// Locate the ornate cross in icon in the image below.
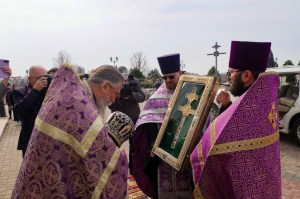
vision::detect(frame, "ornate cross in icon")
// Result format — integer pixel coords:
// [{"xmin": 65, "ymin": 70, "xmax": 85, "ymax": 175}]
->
[{"xmin": 171, "ymin": 87, "xmax": 199, "ymax": 149}]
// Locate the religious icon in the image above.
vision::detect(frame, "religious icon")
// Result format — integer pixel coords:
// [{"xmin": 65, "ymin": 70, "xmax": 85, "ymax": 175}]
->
[{"xmin": 152, "ymin": 75, "xmax": 220, "ymax": 171}]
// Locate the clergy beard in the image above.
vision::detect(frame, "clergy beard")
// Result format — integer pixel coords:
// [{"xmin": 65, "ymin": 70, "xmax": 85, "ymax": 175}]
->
[
  {"xmin": 96, "ymin": 96, "xmax": 112, "ymax": 118},
  {"xmin": 229, "ymin": 74, "xmax": 245, "ymax": 97},
  {"xmin": 166, "ymin": 83, "xmax": 176, "ymax": 90}
]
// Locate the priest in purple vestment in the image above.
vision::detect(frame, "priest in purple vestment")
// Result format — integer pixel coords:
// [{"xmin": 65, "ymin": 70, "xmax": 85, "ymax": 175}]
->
[
  {"xmin": 12, "ymin": 64, "xmax": 130, "ymax": 198},
  {"xmin": 132, "ymin": 53, "xmax": 193, "ymax": 199},
  {"xmin": 190, "ymin": 41, "xmax": 281, "ymax": 198}
]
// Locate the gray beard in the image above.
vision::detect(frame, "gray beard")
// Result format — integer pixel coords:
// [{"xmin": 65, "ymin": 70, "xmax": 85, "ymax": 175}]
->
[{"xmin": 96, "ymin": 97, "xmax": 112, "ymax": 119}]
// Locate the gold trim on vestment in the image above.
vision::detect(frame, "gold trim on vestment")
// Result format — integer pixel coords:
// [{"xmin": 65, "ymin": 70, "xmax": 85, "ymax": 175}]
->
[
  {"xmin": 193, "ymin": 185, "xmax": 204, "ymax": 199},
  {"xmin": 259, "ymin": 71, "xmax": 279, "ymax": 77},
  {"xmin": 196, "ymin": 119, "xmax": 217, "ymax": 171},
  {"xmin": 61, "ymin": 63, "xmax": 91, "ymax": 92},
  {"xmin": 35, "ymin": 116, "xmax": 104, "ymax": 157},
  {"xmin": 210, "ymin": 120, "xmax": 216, "ymax": 148},
  {"xmin": 107, "ymin": 130, "xmax": 121, "ymax": 147},
  {"xmin": 60, "ymin": 63, "xmax": 94, "ymax": 101},
  {"xmin": 82, "ymin": 79, "xmax": 94, "ymax": 99},
  {"xmin": 209, "ymin": 130, "xmax": 279, "ymax": 156},
  {"xmin": 91, "ymin": 148, "xmax": 121, "ymax": 199}
]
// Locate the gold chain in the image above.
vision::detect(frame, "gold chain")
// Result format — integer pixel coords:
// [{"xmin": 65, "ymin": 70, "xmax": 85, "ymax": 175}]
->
[{"xmin": 166, "ymin": 88, "xmax": 170, "ymax": 107}]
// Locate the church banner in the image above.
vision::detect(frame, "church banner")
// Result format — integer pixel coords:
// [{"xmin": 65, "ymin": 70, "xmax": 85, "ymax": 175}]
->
[{"xmin": 152, "ymin": 75, "xmax": 220, "ymax": 171}]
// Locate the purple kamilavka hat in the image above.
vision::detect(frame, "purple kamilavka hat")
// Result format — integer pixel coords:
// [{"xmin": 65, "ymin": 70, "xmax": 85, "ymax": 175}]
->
[
  {"xmin": 157, "ymin": 53, "xmax": 180, "ymax": 74},
  {"xmin": 229, "ymin": 41, "xmax": 271, "ymax": 72}
]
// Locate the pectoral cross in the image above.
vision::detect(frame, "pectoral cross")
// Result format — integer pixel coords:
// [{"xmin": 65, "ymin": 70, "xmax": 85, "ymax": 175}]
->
[{"xmin": 171, "ymin": 87, "xmax": 199, "ymax": 149}]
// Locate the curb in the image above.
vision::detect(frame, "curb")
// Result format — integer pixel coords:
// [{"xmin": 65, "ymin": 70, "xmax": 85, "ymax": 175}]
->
[{"xmin": 0, "ymin": 118, "xmax": 9, "ymax": 143}]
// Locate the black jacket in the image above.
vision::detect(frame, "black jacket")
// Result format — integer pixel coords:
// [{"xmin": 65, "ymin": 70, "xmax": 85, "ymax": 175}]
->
[
  {"xmin": 108, "ymin": 78, "xmax": 145, "ymax": 121},
  {"xmin": 13, "ymin": 85, "xmax": 46, "ymax": 151}
]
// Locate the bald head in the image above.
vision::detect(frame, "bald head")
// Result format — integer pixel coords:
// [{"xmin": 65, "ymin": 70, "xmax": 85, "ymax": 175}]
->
[
  {"xmin": 29, "ymin": 65, "xmax": 47, "ymax": 77},
  {"xmin": 28, "ymin": 65, "xmax": 47, "ymax": 87}
]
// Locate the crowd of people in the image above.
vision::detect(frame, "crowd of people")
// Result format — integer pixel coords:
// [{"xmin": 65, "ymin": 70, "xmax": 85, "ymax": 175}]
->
[{"xmin": 0, "ymin": 40, "xmax": 281, "ymax": 198}]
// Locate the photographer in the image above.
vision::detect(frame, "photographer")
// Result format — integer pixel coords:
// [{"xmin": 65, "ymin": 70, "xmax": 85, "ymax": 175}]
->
[
  {"xmin": 13, "ymin": 65, "xmax": 48, "ymax": 157},
  {"xmin": 108, "ymin": 66, "xmax": 146, "ymax": 174}
]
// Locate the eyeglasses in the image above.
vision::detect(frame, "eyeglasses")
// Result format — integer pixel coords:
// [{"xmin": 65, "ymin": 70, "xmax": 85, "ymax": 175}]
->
[
  {"xmin": 162, "ymin": 75, "xmax": 175, "ymax": 80},
  {"xmin": 226, "ymin": 70, "xmax": 243, "ymax": 78},
  {"xmin": 30, "ymin": 76, "xmax": 44, "ymax": 79}
]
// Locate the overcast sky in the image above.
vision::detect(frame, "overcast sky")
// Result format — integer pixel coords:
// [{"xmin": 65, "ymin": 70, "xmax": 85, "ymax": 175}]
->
[{"xmin": 1, "ymin": 0, "xmax": 299, "ymax": 77}]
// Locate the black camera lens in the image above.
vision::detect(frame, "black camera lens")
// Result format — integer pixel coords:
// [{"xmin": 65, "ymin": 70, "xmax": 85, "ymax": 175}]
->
[{"xmin": 44, "ymin": 74, "xmax": 53, "ymax": 87}]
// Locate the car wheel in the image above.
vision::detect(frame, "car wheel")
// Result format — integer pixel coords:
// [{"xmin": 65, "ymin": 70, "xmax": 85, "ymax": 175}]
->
[{"xmin": 291, "ymin": 117, "xmax": 300, "ymax": 146}]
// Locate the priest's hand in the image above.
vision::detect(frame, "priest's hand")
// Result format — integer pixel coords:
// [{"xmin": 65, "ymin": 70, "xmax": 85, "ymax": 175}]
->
[
  {"xmin": 216, "ymin": 91, "xmax": 230, "ymax": 109},
  {"xmin": 33, "ymin": 77, "xmax": 48, "ymax": 91}
]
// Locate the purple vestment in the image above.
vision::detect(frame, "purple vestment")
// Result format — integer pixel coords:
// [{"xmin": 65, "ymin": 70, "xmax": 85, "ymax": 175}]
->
[
  {"xmin": 190, "ymin": 72, "xmax": 281, "ymax": 199},
  {"xmin": 132, "ymin": 84, "xmax": 191, "ymax": 198},
  {"xmin": 12, "ymin": 64, "xmax": 128, "ymax": 198}
]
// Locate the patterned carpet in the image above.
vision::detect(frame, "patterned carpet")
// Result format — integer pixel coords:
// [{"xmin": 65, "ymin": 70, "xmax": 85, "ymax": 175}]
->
[{"xmin": 127, "ymin": 175, "xmax": 151, "ymax": 199}]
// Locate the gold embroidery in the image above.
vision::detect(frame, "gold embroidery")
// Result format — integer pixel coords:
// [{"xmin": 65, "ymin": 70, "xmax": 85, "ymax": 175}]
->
[
  {"xmin": 209, "ymin": 130, "xmax": 279, "ymax": 156},
  {"xmin": 195, "ymin": 119, "xmax": 216, "ymax": 183},
  {"xmin": 35, "ymin": 116, "xmax": 104, "ymax": 157},
  {"xmin": 107, "ymin": 130, "xmax": 121, "ymax": 147},
  {"xmin": 91, "ymin": 148, "xmax": 121, "ymax": 199},
  {"xmin": 210, "ymin": 119, "xmax": 216, "ymax": 147},
  {"xmin": 258, "ymin": 71, "xmax": 279, "ymax": 77},
  {"xmin": 193, "ymin": 184, "xmax": 204, "ymax": 199},
  {"xmin": 268, "ymin": 102, "xmax": 278, "ymax": 129},
  {"xmin": 197, "ymin": 141, "xmax": 204, "ymax": 169},
  {"xmin": 82, "ymin": 80, "xmax": 93, "ymax": 99},
  {"xmin": 171, "ymin": 87, "xmax": 199, "ymax": 149},
  {"xmin": 62, "ymin": 63, "xmax": 88, "ymax": 90}
]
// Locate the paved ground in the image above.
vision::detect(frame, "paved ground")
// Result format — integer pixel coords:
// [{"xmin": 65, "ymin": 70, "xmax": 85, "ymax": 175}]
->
[
  {"xmin": 279, "ymin": 133, "xmax": 300, "ymax": 198},
  {"xmin": 0, "ymin": 102, "xmax": 300, "ymax": 198}
]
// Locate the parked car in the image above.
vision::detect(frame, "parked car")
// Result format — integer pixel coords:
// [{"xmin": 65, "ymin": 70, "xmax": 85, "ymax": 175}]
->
[{"xmin": 210, "ymin": 66, "xmax": 300, "ymax": 146}]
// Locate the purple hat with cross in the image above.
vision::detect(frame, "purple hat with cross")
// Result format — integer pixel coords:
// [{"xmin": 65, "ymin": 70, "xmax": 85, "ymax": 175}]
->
[
  {"xmin": 229, "ymin": 41, "xmax": 271, "ymax": 72},
  {"xmin": 157, "ymin": 53, "xmax": 180, "ymax": 74}
]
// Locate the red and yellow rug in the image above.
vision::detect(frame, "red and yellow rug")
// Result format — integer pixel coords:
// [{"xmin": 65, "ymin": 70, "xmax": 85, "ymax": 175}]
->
[{"xmin": 127, "ymin": 175, "xmax": 151, "ymax": 199}]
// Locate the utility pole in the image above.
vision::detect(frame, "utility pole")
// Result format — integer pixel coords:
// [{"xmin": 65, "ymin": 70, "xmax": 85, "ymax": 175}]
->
[{"xmin": 207, "ymin": 42, "xmax": 226, "ymax": 77}]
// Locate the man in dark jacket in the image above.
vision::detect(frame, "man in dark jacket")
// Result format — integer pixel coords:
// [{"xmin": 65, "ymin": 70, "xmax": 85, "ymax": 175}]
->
[
  {"xmin": 154, "ymin": 79, "xmax": 161, "ymax": 90},
  {"xmin": 109, "ymin": 66, "xmax": 146, "ymax": 124},
  {"xmin": 7, "ymin": 84, "xmax": 19, "ymax": 121},
  {"xmin": 13, "ymin": 65, "xmax": 48, "ymax": 157},
  {"xmin": 108, "ymin": 66, "xmax": 146, "ymax": 173}
]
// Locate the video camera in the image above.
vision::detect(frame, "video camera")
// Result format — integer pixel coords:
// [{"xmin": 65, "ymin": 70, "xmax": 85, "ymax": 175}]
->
[{"xmin": 120, "ymin": 75, "xmax": 137, "ymax": 97}]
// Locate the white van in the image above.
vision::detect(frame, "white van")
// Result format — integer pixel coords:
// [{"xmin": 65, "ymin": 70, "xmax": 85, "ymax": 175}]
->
[{"xmin": 211, "ymin": 66, "xmax": 300, "ymax": 146}]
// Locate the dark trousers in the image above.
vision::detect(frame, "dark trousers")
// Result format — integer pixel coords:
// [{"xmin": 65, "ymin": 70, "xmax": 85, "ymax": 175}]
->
[
  {"xmin": 13, "ymin": 109, "xmax": 19, "ymax": 121},
  {"xmin": 0, "ymin": 101, "xmax": 7, "ymax": 117},
  {"xmin": 8, "ymin": 109, "xmax": 12, "ymax": 118}
]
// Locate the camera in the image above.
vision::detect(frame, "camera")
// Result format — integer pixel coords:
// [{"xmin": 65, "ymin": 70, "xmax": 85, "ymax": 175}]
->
[
  {"xmin": 120, "ymin": 75, "xmax": 137, "ymax": 97},
  {"xmin": 44, "ymin": 74, "xmax": 53, "ymax": 87}
]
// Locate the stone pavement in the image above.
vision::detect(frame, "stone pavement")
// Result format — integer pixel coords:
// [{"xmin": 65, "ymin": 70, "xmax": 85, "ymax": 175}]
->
[
  {"xmin": 0, "ymin": 119, "xmax": 22, "ymax": 199},
  {"xmin": 1, "ymin": 105, "xmax": 300, "ymax": 198},
  {"xmin": 280, "ymin": 133, "xmax": 300, "ymax": 198}
]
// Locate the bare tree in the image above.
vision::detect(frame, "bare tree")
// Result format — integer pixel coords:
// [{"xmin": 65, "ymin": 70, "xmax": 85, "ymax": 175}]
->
[
  {"xmin": 130, "ymin": 51, "xmax": 148, "ymax": 74},
  {"xmin": 53, "ymin": 50, "xmax": 72, "ymax": 66}
]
